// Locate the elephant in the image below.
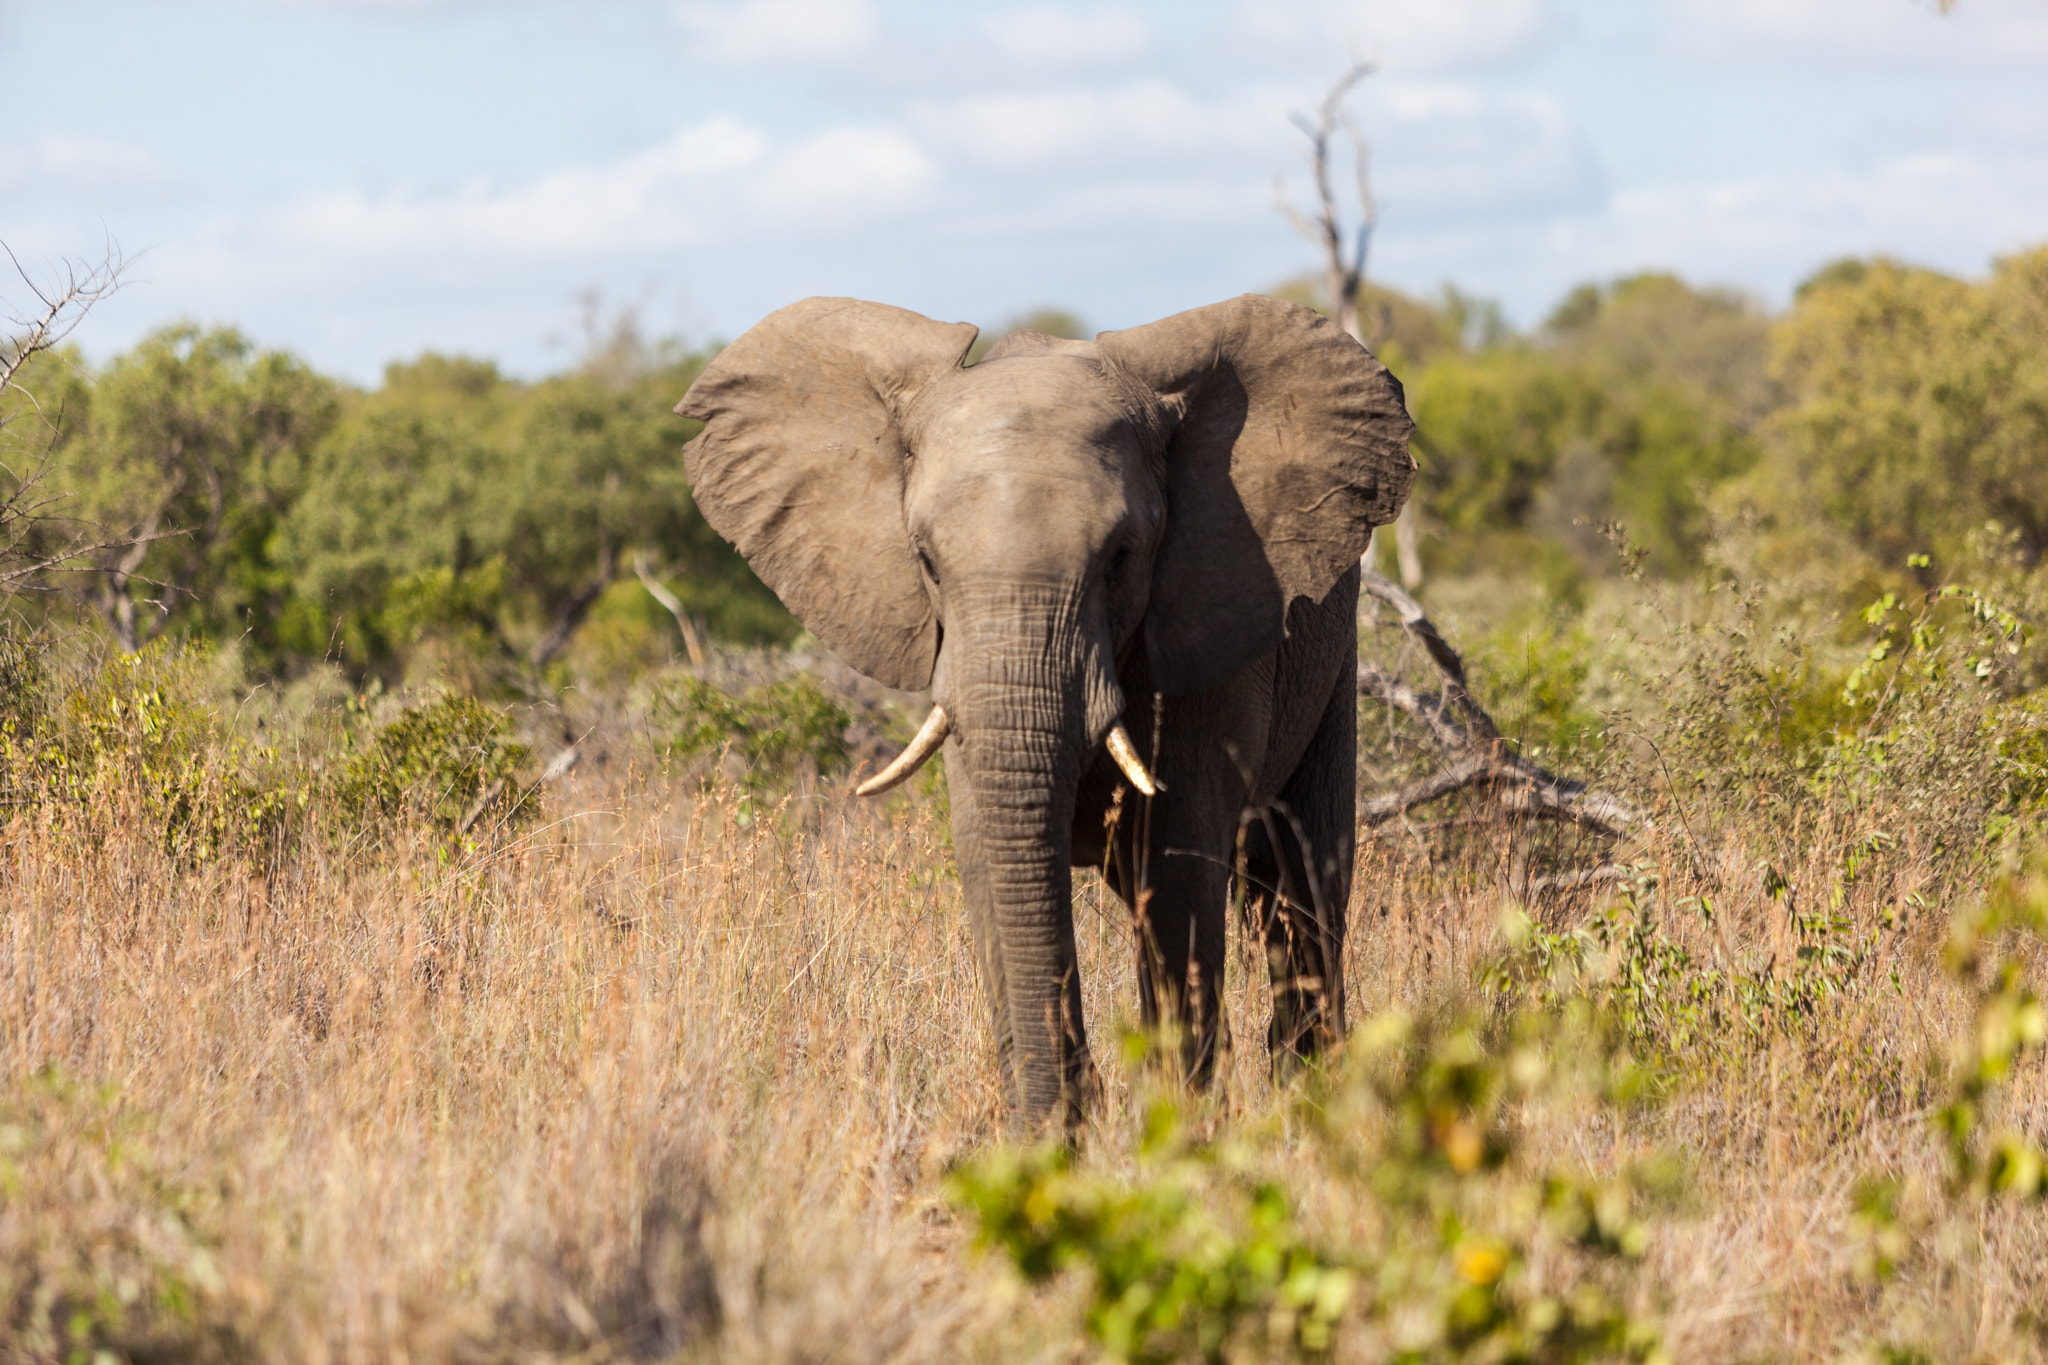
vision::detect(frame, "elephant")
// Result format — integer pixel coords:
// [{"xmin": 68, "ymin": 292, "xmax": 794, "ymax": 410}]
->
[{"xmin": 676, "ymin": 294, "xmax": 1415, "ymax": 1131}]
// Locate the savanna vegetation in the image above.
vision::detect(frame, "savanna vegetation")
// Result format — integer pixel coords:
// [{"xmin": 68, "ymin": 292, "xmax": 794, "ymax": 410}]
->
[{"xmin": 3, "ymin": 248, "xmax": 2047, "ymax": 1363}]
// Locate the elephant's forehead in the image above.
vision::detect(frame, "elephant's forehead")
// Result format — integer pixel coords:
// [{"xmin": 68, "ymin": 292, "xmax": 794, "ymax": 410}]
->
[{"xmin": 914, "ymin": 356, "xmax": 1131, "ymax": 447}]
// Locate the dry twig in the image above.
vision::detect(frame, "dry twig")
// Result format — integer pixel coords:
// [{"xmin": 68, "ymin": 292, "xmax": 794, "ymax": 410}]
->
[{"xmin": 634, "ymin": 551, "xmax": 708, "ymax": 667}]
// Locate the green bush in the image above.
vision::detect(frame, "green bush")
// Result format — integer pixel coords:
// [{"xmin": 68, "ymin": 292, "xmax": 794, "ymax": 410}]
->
[
  {"xmin": 648, "ymin": 673, "xmax": 852, "ymax": 791},
  {"xmin": 953, "ymin": 1008, "xmax": 1669, "ymax": 1364},
  {"xmin": 14, "ymin": 646, "xmax": 307, "ymax": 857},
  {"xmin": 0, "ymin": 1068, "xmax": 247, "ymax": 1364},
  {"xmin": 1487, "ymin": 876, "xmax": 1888, "ymax": 1070},
  {"xmin": 338, "ymin": 694, "xmax": 535, "ymax": 839}
]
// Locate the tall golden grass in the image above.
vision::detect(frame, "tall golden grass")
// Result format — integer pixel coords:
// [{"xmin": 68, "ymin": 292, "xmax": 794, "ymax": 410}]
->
[{"xmin": 3, "ymin": 654, "xmax": 2045, "ymax": 1362}]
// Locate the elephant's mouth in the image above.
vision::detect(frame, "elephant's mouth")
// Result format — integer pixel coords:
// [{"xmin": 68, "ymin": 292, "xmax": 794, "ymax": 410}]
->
[{"xmin": 853, "ymin": 702, "xmax": 1159, "ymax": 797}]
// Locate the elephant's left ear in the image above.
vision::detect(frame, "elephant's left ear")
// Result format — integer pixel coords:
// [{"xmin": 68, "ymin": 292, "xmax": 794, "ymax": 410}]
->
[{"xmin": 1098, "ymin": 294, "xmax": 1415, "ymax": 697}]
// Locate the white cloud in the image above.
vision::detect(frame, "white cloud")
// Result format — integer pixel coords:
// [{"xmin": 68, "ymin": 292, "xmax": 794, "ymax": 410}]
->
[
  {"xmin": 258, "ymin": 115, "xmax": 931, "ymax": 256},
  {"xmin": 745, "ymin": 125, "xmax": 937, "ymax": 216},
  {"xmin": 1230, "ymin": 0, "xmax": 1566, "ymax": 72},
  {"xmin": 979, "ymin": 5, "xmax": 1151, "ymax": 67},
  {"xmin": 1592, "ymin": 154, "xmax": 2048, "ymax": 281},
  {"xmin": 673, "ymin": 0, "xmax": 877, "ymax": 65},
  {"xmin": 1662, "ymin": 0, "xmax": 2048, "ymax": 66},
  {"xmin": 0, "ymin": 134, "xmax": 178, "ymax": 201},
  {"xmin": 1357, "ymin": 83, "xmax": 1602, "ymax": 224},
  {"xmin": 910, "ymin": 79, "xmax": 1287, "ymax": 168},
  {"xmin": 1371, "ymin": 149, "xmax": 2048, "ymax": 325}
]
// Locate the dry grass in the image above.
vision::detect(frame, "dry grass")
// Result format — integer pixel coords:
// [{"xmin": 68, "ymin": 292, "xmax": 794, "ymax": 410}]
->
[{"xmin": 3, "ymin": 691, "xmax": 2046, "ymax": 1362}]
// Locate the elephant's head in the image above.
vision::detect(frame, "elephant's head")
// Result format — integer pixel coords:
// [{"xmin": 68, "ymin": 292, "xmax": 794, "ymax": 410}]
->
[{"xmin": 678, "ymin": 294, "xmax": 1412, "ymax": 1118}]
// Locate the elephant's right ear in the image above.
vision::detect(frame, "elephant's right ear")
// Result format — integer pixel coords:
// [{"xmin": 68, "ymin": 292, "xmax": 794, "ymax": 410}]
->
[{"xmin": 678, "ymin": 298, "xmax": 977, "ymax": 691}]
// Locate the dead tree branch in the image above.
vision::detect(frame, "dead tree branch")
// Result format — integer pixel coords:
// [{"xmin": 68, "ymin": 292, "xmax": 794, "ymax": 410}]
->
[
  {"xmin": 1278, "ymin": 64, "xmax": 1423, "ymax": 589},
  {"xmin": 1276, "ymin": 60, "xmax": 1377, "ymax": 348},
  {"xmin": 1, "ymin": 241, "xmax": 124, "ymax": 409},
  {"xmin": 633, "ymin": 551, "xmax": 707, "ymax": 667},
  {"xmin": 1357, "ymin": 569, "xmax": 1647, "ymax": 838},
  {"xmin": 1, "ymin": 241, "xmax": 133, "ymax": 596}
]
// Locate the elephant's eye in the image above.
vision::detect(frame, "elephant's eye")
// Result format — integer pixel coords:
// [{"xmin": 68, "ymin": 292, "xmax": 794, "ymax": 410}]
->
[
  {"xmin": 1107, "ymin": 545, "xmax": 1133, "ymax": 584},
  {"xmin": 916, "ymin": 546, "xmax": 940, "ymax": 585}
]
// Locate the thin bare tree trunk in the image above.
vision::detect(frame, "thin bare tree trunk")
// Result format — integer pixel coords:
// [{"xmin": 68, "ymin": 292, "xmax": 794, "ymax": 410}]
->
[
  {"xmin": 1278, "ymin": 71, "xmax": 1636, "ymax": 888},
  {"xmin": 1279, "ymin": 63, "xmax": 1426, "ymax": 594},
  {"xmin": 633, "ymin": 552, "xmax": 707, "ymax": 667},
  {"xmin": 528, "ymin": 535, "xmax": 618, "ymax": 669}
]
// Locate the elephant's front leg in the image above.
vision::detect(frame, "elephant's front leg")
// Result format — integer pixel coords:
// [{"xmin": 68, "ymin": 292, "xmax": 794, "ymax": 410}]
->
[
  {"xmin": 1098, "ymin": 686, "xmax": 1262, "ymax": 1090},
  {"xmin": 945, "ymin": 741, "xmax": 1095, "ymax": 1132},
  {"xmin": 1103, "ymin": 763, "xmax": 1242, "ymax": 1088},
  {"xmin": 1115, "ymin": 833, "xmax": 1232, "ymax": 1087},
  {"xmin": 1247, "ymin": 669, "xmax": 1355, "ymax": 1068}
]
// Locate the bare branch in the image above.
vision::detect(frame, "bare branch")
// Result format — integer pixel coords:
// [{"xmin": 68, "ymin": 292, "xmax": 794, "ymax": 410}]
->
[
  {"xmin": 1277, "ymin": 60, "xmax": 1377, "ymax": 345},
  {"xmin": 1526, "ymin": 864, "xmax": 1636, "ymax": 895},
  {"xmin": 633, "ymin": 551, "xmax": 708, "ymax": 667},
  {"xmin": 1357, "ymin": 567, "xmax": 1649, "ymax": 838},
  {"xmin": 1, "ymin": 241, "xmax": 133, "ymax": 597},
  {"xmin": 1, "ymin": 240, "xmax": 126, "ymax": 406}
]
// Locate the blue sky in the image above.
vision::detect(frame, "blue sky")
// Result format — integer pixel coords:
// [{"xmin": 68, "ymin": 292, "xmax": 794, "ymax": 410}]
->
[{"xmin": 3, "ymin": 0, "xmax": 2045, "ymax": 382}]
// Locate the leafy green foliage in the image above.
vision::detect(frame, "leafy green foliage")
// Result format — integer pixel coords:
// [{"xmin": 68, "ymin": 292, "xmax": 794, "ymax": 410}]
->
[
  {"xmin": 1404, "ymin": 273, "xmax": 1764, "ymax": 583},
  {"xmin": 649, "ymin": 673, "xmax": 852, "ymax": 791},
  {"xmin": 43, "ymin": 324, "xmax": 340, "ymax": 658},
  {"xmin": 952, "ymin": 1125, "xmax": 1352, "ymax": 1365},
  {"xmin": 339, "ymin": 694, "xmax": 535, "ymax": 838},
  {"xmin": 10, "ymin": 322, "xmax": 793, "ymax": 684},
  {"xmin": 13, "ymin": 646, "xmax": 308, "ymax": 857},
  {"xmin": 1488, "ymin": 878, "xmax": 1890, "ymax": 1068},
  {"xmin": 1759, "ymin": 249, "xmax": 2048, "ymax": 574},
  {"xmin": 1935, "ymin": 865, "xmax": 2048, "ymax": 1200},
  {"xmin": 1469, "ymin": 623, "xmax": 1605, "ymax": 765},
  {"xmin": 953, "ymin": 1007, "xmax": 1669, "ymax": 1364},
  {"xmin": 0, "ymin": 625, "xmax": 537, "ymax": 855}
]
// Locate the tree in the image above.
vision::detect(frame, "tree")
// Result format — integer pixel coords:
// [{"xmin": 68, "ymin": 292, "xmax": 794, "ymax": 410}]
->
[
  {"xmin": 282, "ymin": 354, "xmax": 516, "ymax": 672},
  {"xmin": 282, "ymin": 336, "xmax": 795, "ymax": 682},
  {"xmin": 1405, "ymin": 273, "xmax": 1766, "ymax": 578},
  {"xmin": 0, "ymin": 243, "xmax": 127, "ymax": 597},
  {"xmin": 51, "ymin": 325, "xmax": 338, "ymax": 653},
  {"xmin": 1761, "ymin": 249, "xmax": 2048, "ymax": 573}
]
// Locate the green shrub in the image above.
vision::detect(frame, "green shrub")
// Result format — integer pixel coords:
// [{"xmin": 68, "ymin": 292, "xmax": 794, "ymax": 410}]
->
[
  {"xmin": 0, "ymin": 1068, "xmax": 247, "ymax": 1364},
  {"xmin": 0, "ymin": 620, "xmax": 48, "ymax": 808},
  {"xmin": 17, "ymin": 646, "xmax": 307, "ymax": 857},
  {"xmin": 339, "ymin": 694, "xmax": 534, "ymax": 839},
  {"xmin": 1488, "ymin": 876, "xmax": 1890, "ymax": 1069},
  {"xmin": 1631, "ymin": 555, "xmax": 2043, "ymax": 900},
  {"xmin": 1934, "ymin": 862, "xmax": 2048, "ymax": 1201},
  {"xmin": 953, "ymin": 1007, "xmax": 1669, "ymax": 1364},
  {"xmin": 648, "ymin": 673, "xmax": 851, "ymax": 791}
]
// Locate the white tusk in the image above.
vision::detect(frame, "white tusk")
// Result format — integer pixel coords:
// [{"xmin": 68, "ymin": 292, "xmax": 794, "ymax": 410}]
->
[
  {"xmin": 855, "ymin": 704, "xmax": 951, "ymax": 797},
  {"xmin": 1105, "ymin": 724, "xmax": 1163, "ymax": 797}
]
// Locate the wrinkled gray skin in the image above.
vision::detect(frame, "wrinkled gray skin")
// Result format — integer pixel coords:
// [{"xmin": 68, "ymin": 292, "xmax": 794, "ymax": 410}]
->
[{"xmin": 679, "ymin": 295, "xmax": 1415, "ymax": 1132}]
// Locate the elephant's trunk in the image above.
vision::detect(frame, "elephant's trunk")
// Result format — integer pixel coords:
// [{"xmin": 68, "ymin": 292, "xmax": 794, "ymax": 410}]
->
[{"xmin": 941, "ymin": 579, "xmax": 1124, "ymax": 1129}]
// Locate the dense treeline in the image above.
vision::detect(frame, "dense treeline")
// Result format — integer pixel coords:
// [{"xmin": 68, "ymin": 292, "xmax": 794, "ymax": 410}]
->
[
  {"xmin": 1359, "ymin": 245, "xmax": 2048, "ymax": 599},
  {"xmin": 5, "ymin": 247, "xmax": 2045, "ymax": 691},
  {"xmin": 6, "ymin": 318, "xmax": 795, "ymax": 689}
]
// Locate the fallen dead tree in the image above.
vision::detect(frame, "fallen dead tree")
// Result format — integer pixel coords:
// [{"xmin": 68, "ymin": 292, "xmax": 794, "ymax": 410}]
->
[
  {"xmin": 1354, "ymin": 569, "xmax": 1647, "ymax": 897},
  {"xmin": 1355, "ymin": 569, "xmax": 1645, "ymax": 838}
]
